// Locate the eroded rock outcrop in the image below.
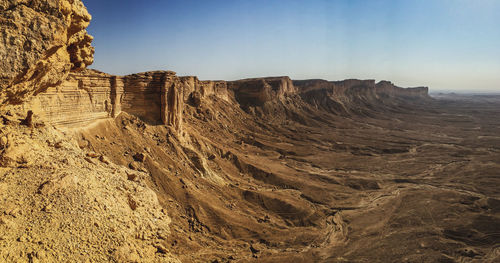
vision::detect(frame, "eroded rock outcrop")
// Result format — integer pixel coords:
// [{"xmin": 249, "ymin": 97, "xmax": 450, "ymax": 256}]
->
[
  {"xmin": 294, "ymin": 79, "xmax": 430, "ymax": 115},
  {"xmin": 24, "ymin": 70, "xmax": 231, "ymax": 131},
  {"xmin": 180, "ymin": 76, "xmax": 230, "ymax": 102},
  {"xmin": 0, "ymin": 0, "xmax": 94, "ymax": 105},
  {"xmin": 229, "ymin": 76, "xmax": 297, "ymax": 107},
  {"xmin": 121, "ymin": 71, "xmax": 175, "ymax": 125},
  {"xmin": 295, "ymin": 79, "xmax": 428, "ymax": 100},
  {"xmin": 375, "ymin": 80, "xmax": 429, "ymax": 98},
  {"xmin": 22, "ymin": 70, "xmax": 430, "ymax": 130},
  {"xmin": 23, "ymin": 69, "xmax": 112, "ymax": 126}
]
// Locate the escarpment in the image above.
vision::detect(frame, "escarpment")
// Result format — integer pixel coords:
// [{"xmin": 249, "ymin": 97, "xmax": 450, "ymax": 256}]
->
[
  {"xmin": 0, "ymin": 0, "xmax": 95, "ymax": 105},
  {"xmin": 22, "ymin": 71, "xmax": 430, "ymax": 129},
  {"xmin": 24, "ymin": 70, "xmax": 231, "ymax": 129},
  {"xmin": 294, "ymin": 79, "xmax": 430, "ymax": 115},
  {"xmin": 229, "ymin": 76, "xmax": 297, "ymax": 107},
  {"xmin": 375, "ymin": 80, "xmax": 429, "ymax": 98}
]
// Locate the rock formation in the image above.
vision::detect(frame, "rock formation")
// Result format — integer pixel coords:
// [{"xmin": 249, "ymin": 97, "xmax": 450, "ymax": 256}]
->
[
  {"xmin": 229, "ymin": 76, "xmax": 297, "ymax": 107},
  {"xmin": 294, "ymin": 78, "xmax": 430, "ymax": 115},
  {"xmin": 23, "ymin": 69, "xmax": 112, "ymax": 127},
  {"xmin": 375, "ymin": 80, "xmax": 429, "ymax": 98},
  {"xmin": 0, "ymin": 0, "xmax": 428, "ymax": 131},
  {"xmin": 22, "ymin": 70, "xmax": 430, "ymax": 130},
  {"xmin": 0, "ymin": 0, "xmax": 94, "ymax": 105},
  {"xmin": 22, "ymin": 70, "xmax": 231, "ymax": 130}
]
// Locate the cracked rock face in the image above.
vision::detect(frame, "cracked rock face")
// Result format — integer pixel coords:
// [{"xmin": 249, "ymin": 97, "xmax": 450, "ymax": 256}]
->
[{"xmin": 0, "ymin": 0, "xmax": 94, "ymax": 105}]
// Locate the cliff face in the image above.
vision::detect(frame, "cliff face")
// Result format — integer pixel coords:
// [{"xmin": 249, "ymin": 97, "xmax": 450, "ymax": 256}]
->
[
  {"xmin": 0, "ymin": 0, "xmax": 94, "ymax": 105},
  {"xmin": 180, "ymin": 76, "xmax": 229, "ymax": 102},
  {"xmin": 229, "ymin": 76, "xmax": 297, "ymax": 107},
  {"xmin": 375, "ymin": 80, "xmax": 429, "ymax": 98},
  {"xmin": 121, "ymin": 71, "xmax": 175, "ymax": 126},
  {"xmin": 294, "ymin": 79, "xmax": 429, "ymax": 115},
  {"xmin": 25, "ymin": 70, "xmax": 230, "ymax": 129},
  {"xmin": 295, "ymin": 79, "xmax": 428, "ymax": 99},
  {"xmin": 22, "ymin": 71, "xmax": 430, "ymax": 129},
  {"xmin": 23, "ymin": 69, "xmax": 112, "ymax": 127}
]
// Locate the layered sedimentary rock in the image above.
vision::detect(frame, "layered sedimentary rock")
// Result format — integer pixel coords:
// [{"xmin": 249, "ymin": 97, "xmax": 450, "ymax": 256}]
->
[
  {"xmin": 157, "ymin": 72, "xmax": 184, "ymax": 131},
  {"xmin": 201, "ymin": 80, "xmax": 230, "ymax": 101},
  {"xmin": 26, "ymin": 70, "xmax": 231, "ymax": 130},
  {"xmin": 180, "ymin": 76, "xmax": 230, "ymax": 102},
  {"xmin": 24, "ymin": 69, "xmax": 113, "ymax": 126},
  {"xmin": 121, "ymin": 71, "xmax": 173, "ymax": 125},
  {"xmin": 24, "ymin": 70, "xmax": 429, "ymax": 129},
  {"xmin": 375, "ymin": 80, "xmax": 429, "ymax": 98},
  {"xmin": 294, "ymin": 79, "xmax": 429, "ymax": 114},
  {"xmin": 295, "ymin": 79, "xmax": 428, "ymax": 99},
  {"xmin": 0, "ymin": 0, "xmax": 94, "ymax": 105},
  {"xmin": 229, "ymin": 76, "xmax": 297, "ymax": 106}
]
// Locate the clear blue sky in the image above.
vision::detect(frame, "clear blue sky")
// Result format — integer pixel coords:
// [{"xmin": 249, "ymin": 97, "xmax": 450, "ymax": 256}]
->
[{"xmin": 84, "ymin": 0, "xmax": 500, "ymax": 92}]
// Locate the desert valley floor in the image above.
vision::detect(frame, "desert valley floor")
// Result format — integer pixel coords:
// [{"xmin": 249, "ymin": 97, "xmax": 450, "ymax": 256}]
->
[{"xmin": 1, "ymin": 82, "xmax": 499, "ymax": 262}]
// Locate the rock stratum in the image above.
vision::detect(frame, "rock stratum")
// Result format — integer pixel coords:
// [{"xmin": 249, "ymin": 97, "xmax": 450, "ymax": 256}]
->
[
  {"xmin": 1, "ymin": 1, "xmax": 500, "ymax": 263},
  {"xmin": 18, "ymin": 70, "xmax": 428, "ymax": 129}
]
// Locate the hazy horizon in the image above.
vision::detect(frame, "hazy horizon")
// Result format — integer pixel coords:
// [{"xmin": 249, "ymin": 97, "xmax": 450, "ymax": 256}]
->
[{"xmin": 84, "ymin": 0, "xmax": 500, "ymax": 92}]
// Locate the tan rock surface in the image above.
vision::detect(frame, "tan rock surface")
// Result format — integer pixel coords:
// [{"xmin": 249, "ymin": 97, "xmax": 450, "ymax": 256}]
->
[
  {"xmin": 22, "ymin": 70, "xmax": 234, "ymax": 132},
  {"xmin": 229, "ymin": 76, "xmax": 297, "ymax": 107},
  {"xmin": 0, "ymin": 0, "xmax": 94, "ymax": 105},
  {"xmin": 0, "ymin": 119, "xmax": 180, "ymax": 262}
]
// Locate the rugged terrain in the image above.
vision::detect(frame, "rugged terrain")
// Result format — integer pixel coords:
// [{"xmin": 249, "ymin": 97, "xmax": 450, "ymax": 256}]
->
[
  {"xmin": 1, "ymin": 70, "xmax": 499, "ymax": 262},
  {"xmin": 1, "ymin": 0, "xmax": 499, "ymax": 262}
]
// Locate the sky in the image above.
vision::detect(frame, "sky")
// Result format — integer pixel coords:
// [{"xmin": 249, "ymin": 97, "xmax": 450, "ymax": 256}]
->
[{"xmin": 83, "ymin": 0, "xmax": 500, "ymax": 92}]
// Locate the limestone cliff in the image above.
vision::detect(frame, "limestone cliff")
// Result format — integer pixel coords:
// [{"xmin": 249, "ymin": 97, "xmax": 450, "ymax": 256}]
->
[
  {"xmin": 229, "ymin": 76, "xmax": 297, "ymax": 107},
  {"xmin": 22, "ymin": 71, "xmax": 430, "ymax": 129},
  {"xmin": 294, "ymin": 79, "xmax": 430, "ymax": 115},
  {"xmin": 24, "ymin": 70, "xmax": 231, "ymax": 130},
  {"xmin": 295, "ymin": 79, "xmax": 429, "ymax": 100},
  {"xmin": 0, "ymin": 0, "xmax": 94, "ymax": 105},
  {"xmin": 23, "ymin": 69, "xmax": 112, "ymax": 127},
  {"xmin": 375, "ymin": 80, "xmax": 429, "ymax": 98}
]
